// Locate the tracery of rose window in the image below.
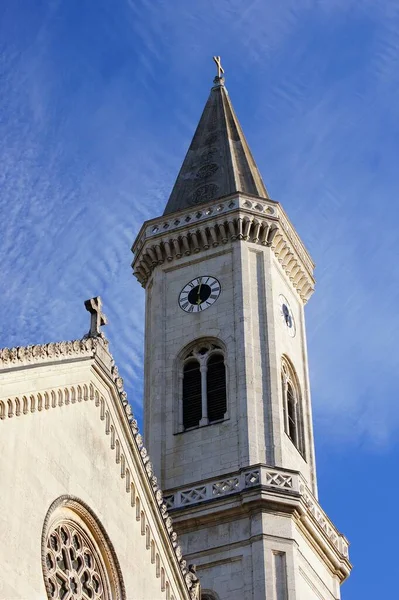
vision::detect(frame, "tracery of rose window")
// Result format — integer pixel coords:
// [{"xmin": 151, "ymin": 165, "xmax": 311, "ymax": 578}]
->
[{"xmin": 44, "ymin": 522, "xmax": 107, "ymax": 600}]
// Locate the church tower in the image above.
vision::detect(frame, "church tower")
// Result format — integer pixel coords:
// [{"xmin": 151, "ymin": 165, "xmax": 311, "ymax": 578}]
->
[{"xmin": 132, "ymin": 59, "xmax": 351, "ymax": 600}]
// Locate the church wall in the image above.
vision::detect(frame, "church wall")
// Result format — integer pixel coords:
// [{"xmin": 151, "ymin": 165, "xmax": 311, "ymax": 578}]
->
[
  {"xmin": 145, "ymin": 241, "xmax": 253, "ymax": 490},
  {"xmin": 176, "ymin": 506, "xmax": 341, "ymax": 600},
  {"xmin": 266, "ymin": 514, "xmax": 342, "ymax": 600},
  {"xmin": 239, "ymin": 245, "xmax": 272, "ymax": 466},
  {"xmin": 297, "ymin": 566, "xmax": 338, "ymax": 600},
  {"xmin": 144, "ymin": 231, "xmax": 317, "ymax": 493},
  {"xmin": 293, "ymin": 525, "xmax": 342, "ymax": 600},
  {"xmin": 177, "ymin": 512, "xmax": 265, "ymax": 600},
  {"xmin": 0, "ymin": 359, "xmax": 187, "ymax": 600},
  {"xmin": 267, "ymin": 252, "xmax": 317, "ymax": 491},
  {"xmin": 228, "ymin": 240, "xmax": 316, "ymax": 489},
  {"xmin": 139, "ymin": 200, "xmax": 348, "ymax": 598}
]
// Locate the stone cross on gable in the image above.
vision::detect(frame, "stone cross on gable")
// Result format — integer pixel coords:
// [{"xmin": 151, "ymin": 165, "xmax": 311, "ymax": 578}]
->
[{"xmin": 84, "ymin": 296, "xmax": 108, "ymax": 337}]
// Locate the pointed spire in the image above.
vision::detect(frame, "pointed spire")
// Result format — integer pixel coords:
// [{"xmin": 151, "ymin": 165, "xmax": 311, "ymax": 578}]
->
[{"xmin": 163, "ymin": 58, "xmax": 269, "ymax": 215}]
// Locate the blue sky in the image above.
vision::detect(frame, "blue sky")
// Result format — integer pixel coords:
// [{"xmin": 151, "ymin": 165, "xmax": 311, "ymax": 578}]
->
[{"xmin": 1, "ymin": 1, "xmax": 398, "ymax": 597}]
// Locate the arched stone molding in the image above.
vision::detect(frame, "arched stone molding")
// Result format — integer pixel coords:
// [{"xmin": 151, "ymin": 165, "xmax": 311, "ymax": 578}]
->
[{"xmin": 41, "ymin": 495, "xmax": 126, "ymax": 600}]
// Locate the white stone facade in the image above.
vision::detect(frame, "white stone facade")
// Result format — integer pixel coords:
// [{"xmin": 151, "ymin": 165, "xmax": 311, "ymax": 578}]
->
[
  {"xmin": 0, "ymin": 340, "xmax": 192, "ymax": 600},
  {"xmin": 133, "ymin": 192, "xmax": 351, "ymax": 599},
  {"xmin": 136, "ymin": 195, "xmax": 316, "ymax": 491}
]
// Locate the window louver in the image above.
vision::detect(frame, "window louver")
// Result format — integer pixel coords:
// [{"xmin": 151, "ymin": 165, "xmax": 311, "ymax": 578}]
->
[
  {"xmin": 287, "ymin": 383, "xmax": 298, "ymax": 446},
  {"xmin": 207, "ymin": 354, "xmax": 226, "ymax": 422},
  {"xmin": 182, "ymin": 360, "xmax": 202, "ymax": 429}
]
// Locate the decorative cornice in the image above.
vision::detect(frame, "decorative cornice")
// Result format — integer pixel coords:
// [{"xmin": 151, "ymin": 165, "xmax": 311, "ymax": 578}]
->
[
  {"xmin": 131, "ymin": 193, "xmax": 315, "ymax": 304},
  {"xmin": 0, "ymin": 336, "xmax": 107, "ymax": 369},
  {"xmin": 0, "ymin": 337, "xmax": 194, "ymax": 599}
]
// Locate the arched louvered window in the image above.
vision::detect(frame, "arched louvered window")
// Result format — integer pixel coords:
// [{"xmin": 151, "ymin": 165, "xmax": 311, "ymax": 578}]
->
[
  {"xmin": 181, "ymin": 341, "xmax": 227, "ymax": 430},
  {"xmin": 286, "ymin": 383, "xmax": 298, "ymax": 447},
  {"xmin": 183, "ymin": 360, "xmax": 202, "ymax": 429},
  {"xmin": 281, "ymin": 357, "xmax": 305, "ymax": 457},
  {"xmin": 207, "ymin": 354, "xmax": 226, "ymax": 423}
]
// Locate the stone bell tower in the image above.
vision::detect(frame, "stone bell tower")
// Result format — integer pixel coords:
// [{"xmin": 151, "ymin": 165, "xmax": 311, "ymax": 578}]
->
[{"xmin": 132, "ymin": 58, "xmax": 351, "ymax": 600}]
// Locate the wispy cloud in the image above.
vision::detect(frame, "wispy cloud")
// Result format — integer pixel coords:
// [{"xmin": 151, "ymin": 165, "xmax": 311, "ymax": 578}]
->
[{"xmin": 0, "ymin": 0, "xmax": 398, "ymax": 440}]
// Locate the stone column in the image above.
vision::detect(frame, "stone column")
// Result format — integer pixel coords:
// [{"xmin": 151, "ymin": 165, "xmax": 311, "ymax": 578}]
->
[{"xmin": 199, "ymin": 364, "xmax": 209, "ymax": 426}]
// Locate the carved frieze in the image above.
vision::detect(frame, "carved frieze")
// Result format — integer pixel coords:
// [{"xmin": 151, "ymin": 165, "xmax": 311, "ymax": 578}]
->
[{"xmin": 131, "ymin": 194, "xmax": 315, "ymax": 303}]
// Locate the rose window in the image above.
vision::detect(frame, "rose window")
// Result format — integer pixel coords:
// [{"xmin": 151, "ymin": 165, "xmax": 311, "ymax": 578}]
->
[{"xmin": 45, "ymin": 523, "xmax": 106, "ymax": 599}]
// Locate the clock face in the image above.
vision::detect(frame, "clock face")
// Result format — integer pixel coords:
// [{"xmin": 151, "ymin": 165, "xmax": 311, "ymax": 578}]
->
[
  {"xmin": 278, "ymin": 294, "xmax": 296, "ymax": 337},
  {"xmin": 179, "ymin": 276, "xmax": 221, "ymax": 313}
]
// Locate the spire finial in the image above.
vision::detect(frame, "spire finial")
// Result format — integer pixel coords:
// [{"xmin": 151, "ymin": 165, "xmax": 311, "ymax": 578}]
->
[{"xmin": 213, "ymin": 56, "xmax": 225, "ymax": 86}]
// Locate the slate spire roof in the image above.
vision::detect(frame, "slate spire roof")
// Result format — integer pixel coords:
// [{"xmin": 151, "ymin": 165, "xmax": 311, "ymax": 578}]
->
[{"xmin": 163, "ymin": 69, "xmax": 270, "ymax": 215}]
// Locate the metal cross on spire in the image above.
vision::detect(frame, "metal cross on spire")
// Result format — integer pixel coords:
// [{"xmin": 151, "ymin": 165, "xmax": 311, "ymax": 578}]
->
[
  {"xmin": 84, "ymin": 296, "xmax": 108, "ymax": 338},
  {"xmin": 213, "ymin": 56, "xmax": 225, "ymax": 79}
]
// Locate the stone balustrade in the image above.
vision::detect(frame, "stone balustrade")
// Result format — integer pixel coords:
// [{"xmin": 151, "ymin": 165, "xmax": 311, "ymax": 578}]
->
[{"xmin": 164, "ymin": 464, "xmax": 349, "ymax": 560}]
